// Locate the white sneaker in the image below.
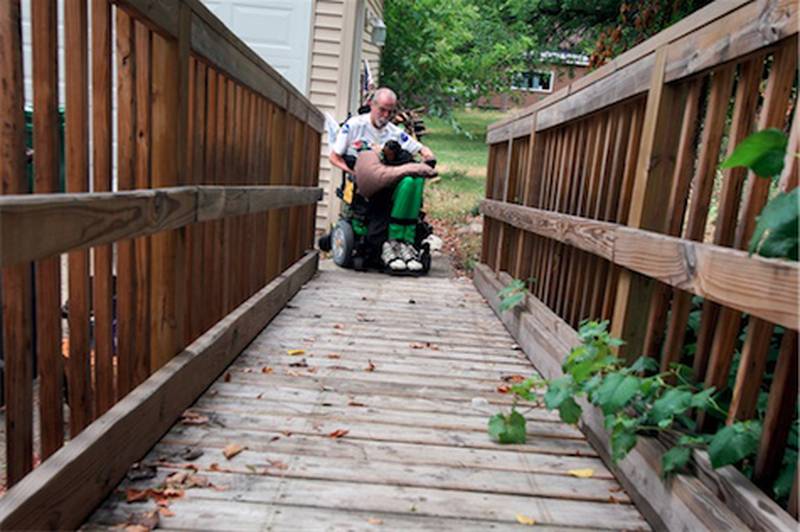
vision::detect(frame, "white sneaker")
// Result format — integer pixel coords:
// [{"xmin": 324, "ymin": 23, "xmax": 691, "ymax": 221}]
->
[
  {"xmin": 398, "ymin": 242, "xmax": 423, "ymax": 272},
  {"xmin": 382, "ymin": 241, "xmax": 407, "ymax": 271}
]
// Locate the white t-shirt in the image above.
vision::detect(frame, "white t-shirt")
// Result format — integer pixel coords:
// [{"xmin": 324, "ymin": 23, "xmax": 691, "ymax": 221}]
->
[{"xmin": 331, "ymin": 113, "xmax": 422, "ymax": 158}]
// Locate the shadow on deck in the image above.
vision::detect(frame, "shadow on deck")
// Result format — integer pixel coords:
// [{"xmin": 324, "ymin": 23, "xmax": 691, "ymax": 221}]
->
[{"xmin": 82, "ymin": 258, "xmax": 648, "ymax": 530}]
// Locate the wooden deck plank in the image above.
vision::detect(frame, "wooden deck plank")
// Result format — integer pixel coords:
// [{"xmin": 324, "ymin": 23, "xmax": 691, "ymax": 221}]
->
[{"xmin": 84, "ymin": 259, "xmax": 649, "ymax": 530}]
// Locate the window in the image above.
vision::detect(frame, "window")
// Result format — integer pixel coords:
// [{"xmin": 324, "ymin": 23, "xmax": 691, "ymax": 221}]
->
[{"xmin": 512, "ymin": 70, "xmax": 554, "ymax": 93}]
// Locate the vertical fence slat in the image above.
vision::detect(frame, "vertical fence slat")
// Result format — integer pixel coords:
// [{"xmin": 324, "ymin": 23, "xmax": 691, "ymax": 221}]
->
[
  {"xmin": 132, "ymin": 20, "xmax": 151, "ymax": 387},
  {"xmin": 116, "ymin": 7, "xmax": 136, "ymax": 398},
  {"xmin": 1, "ymin": 0, "xmax": 34, "ymax": 486},
  {"xmin": 91, "ymin": 0, "xmax": 115, "ymax": 416},
  {"xmin": 65, "ymin": 0, "xmax": 94, "ymax": 435},
  {"xmin": 31, "ymin": 0, "xmax": 64, "ymax": 459}
]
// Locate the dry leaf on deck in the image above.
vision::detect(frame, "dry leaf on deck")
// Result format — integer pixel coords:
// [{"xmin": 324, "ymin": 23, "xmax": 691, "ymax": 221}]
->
[
  {"xmin": 502, "ymin": 374, "xmax": 526, "ymax": 384},
  {"xmin": 180, "ymin": 411, "xmax": 209, "ymax": 425},
  {"xmin": 367, "ymin": 517, "xmax": 384, "ymax": 525},
  {"xmin": 515, "ymin": 513, "xmax": 536, "ymax": 525},
  {"xmin": 223, "ymin": 443, "xmax": 246, "ymax": 459},
  {"xmin": 261, "ymin": 366, "xmax": 273, "ymax": 374},
  {"xmin": 567, "ymin": 468, "xmax": 594, "ymax": 478},
  {"xmin": 327, "ymin": 353, "xmax": 341, "ymax": 359},
  {"xmin": 365, "ymin": 360, "xmax": 376, "ymax": 372},
  {"xmin": 328, "ymin": 429, "xmax": 349, "ymax": 439},
  {"xmin": 266, "ymin": 459, "xmax": 289, "ymax": 470},
  {"xmin": 224, "ymin": 372, "xmax": 232, "ymax": 382},
  {"xmin": 158, "ymin": 507, "xmax": 175, "ymax": 517},
  {"xmin": 124, "ymin": 510, "xmax": 160, "ymax": 532},
  {"xmin": 125, "ymin": 488, "xmax": 150, "ymax": 503},
  {"xmin": 348, "ymin": 401, "xmax": 366, "ymax": 407},
  {"xmin": 333, "ymin": 323, "xmax": 344, "ymax": 330},
  {"xmin": 496, "ymin": 384, "xmax": 511, "ymax": 394},
  {"xmin": 287, "ymin": 349, "xmax": 305, "ymax": 356},
  {"xmin": 165, "ymin": 471, "xmax": 189, "ymax": 488},
  {"xmin": 289, "ymin": 359, "xmax": 309, "ymax": 368}
]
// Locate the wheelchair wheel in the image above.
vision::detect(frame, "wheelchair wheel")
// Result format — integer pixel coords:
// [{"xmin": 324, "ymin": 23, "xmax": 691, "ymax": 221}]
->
[{"xmin": 331, "ymin": 220, "xmax": 354, "ymax": 267}]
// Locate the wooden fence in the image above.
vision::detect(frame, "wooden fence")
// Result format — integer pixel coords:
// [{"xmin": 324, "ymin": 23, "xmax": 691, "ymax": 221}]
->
[
  {"xmin": 0, "ymin": 0, "xmax": 322, "ymax": 501},
  {"xmin": 478, "ymin": 0, "xmax": 798, "ymax": 529}
]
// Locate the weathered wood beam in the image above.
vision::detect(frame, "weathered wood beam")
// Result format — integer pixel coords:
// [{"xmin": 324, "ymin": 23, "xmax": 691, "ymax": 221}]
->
[
  {"xmin": 0, "ymin": 185, "xmax": 322, "ymax": 267},
  {"xmin": 480, "ymin": 199, "xmax": 799, "ymax": 330}
]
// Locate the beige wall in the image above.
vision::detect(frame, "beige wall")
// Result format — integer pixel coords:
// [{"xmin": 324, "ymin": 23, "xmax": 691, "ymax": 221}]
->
[{"xmin": 309, "ymin": 0, "xmax": 384, "ymax": 234}]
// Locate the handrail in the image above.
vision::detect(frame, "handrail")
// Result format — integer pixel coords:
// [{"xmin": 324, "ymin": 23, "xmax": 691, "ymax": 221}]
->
[
  {"xmin": 0, "ymin": 185, "xmax": 322, "ymax": 267},
  {"xmin": 480, "ymin": 199, "xmax": 799, "ymax": 329}
]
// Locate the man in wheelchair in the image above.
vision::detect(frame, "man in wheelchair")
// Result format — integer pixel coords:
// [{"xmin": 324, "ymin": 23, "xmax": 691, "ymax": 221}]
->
[{"xmin": 327, "ymin": 87, "xmax": 437, "ymax": 273}]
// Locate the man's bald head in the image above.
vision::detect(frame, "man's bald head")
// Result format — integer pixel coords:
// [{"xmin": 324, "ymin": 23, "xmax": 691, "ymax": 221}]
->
[{"xmin": 370, "ymin": 87, "xmax": 398, "ymax": 128}]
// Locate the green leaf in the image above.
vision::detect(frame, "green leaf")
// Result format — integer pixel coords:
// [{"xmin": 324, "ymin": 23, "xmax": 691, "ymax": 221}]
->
[
  {"xmin": 609, "ymin": 417, "xmax": 639, "ymax": 462},
  {"xmin": 592, "ymin": 373, "xmax": 641, "ymax": 416},
  {"xmin": 488, "ymin": 409, "xmax": 527, "ymax": 444},
  {"xmin": 649, "ymin": 388, "xmax": 693, "ymax": 424},
  {"xmin": 721, "ymin": 128, "xmax": 788, "ymax": 178},
  {"xmin": 748, "ymin": 188, "xmax": 799, "ymax": 261},
  {"xmin": 543, "ymin": 375, "xmax": 574, "ymax": 409},
  {"xmin": 558, "ymin": 396, "xmax": 582, "ymax": 424},
  {"xmin": 661, "ymin": 445, "xmax": 691, "ymax": 476},
  {"xmin": 499, "ymin": 292, "xmax": 525, "ymax": 312},
  {"xmin": 630, "ymin": 356, "xmax": 659, "ymax": 373},
  {"xmin": 690, "ymin": 387, "xmax": 716, "ymax": 410},
  {"xmin": 708, "ymin": 421, "xmax": 762, "ymax": 468},
  {"xmin": 774, "ymin": 450, "xmax": 798, "ymax": 499}
]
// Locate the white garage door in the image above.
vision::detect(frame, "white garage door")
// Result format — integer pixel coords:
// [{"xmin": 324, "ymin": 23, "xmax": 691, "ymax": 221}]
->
[{"xmin": 202, "ymin": 0, "xmax": 313, "ymax": 94}]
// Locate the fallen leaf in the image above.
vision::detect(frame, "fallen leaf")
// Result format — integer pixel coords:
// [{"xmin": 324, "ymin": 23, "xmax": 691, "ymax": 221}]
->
[
  {"xmin": 161, "ymin": 487, "xmax": 185, "ymax": 499},
  {"xmin": 266, "ymin": 459, "xmax": 289, "ymax": 470},
  {"xmin": 365, "ymin": 360, "xmax": 376, "ymax": 372},
  {"xmin": 608, "ymin": 495, "xmax": 621, "ymax": 504},
  {"xmin": 223, "ymin": 443, "xmax": 246, "ymax": 460},
  {"xmin": 126, "ymin": 488, "xmax": 150, "ymax": 503},
  {"xmin": 261, "ymin": 366, "xmax": 273, "ymax": 374},
  {"xmin": 568, "ymin": 468, "xmax": 595, "ymax": 478},
  {"xmin": 269, "ymin": 436, "xmax": 281, "ymax": 442},
  {"xmin": 333, "ymin": 323, "xmax": 344, "ymax": 330},
  {"xmin": 180, "ymin": 410, "xmax": 209, "ymax": 425},
  {"xmin": 256, "ymin": 393, "xmax": 264, "ymax": 399},
  {"xmin": 367, "ymin": 517, "xmax": 384, "ymax": 525},
  {"xmin": 281, "ymin": 431, "xmax": 293, "ymax": 437},
  {"xmin": 126, "ymin": 510, "xmax": 160, "ymax": 531},
  {"xmin": 125, "ymin": 525, "xmax": 151, "ymax": 532},
  {"xmin": 127, "ymin": 462, "xmax": 158, "ymax": 481},
  {"xmin": 497, "ymin": 384, "xmax": 511, "ymax": 394},
  {"xmin": 410, "ymin": 342, "xmax": 424, "ymax": 349},
  {"xmin": 209, "ymin": 462, "xmax": 234, "ymax": 472},
  {"xmin": 609, "ymin": 486, "xmax": 624, "ymax": 493},
  {"xmin": 224, "ymin": 372, "xmax": 231, "ymax": 382},
  {"xmin": 165, "ymin": 471, "xmax": 189, "ymax": 488},
  {"xmin": 287, "ymin": 349, "xmax": 305, "ymax": 356},
  {"xmin": 326, "ymin": 353, "xmax": 341, "ymax": 359},
  {"xmin": 502, "ymin": 374, "xmax": 526, "ymax": 384},
  {"xmin": 158, "ymin": 507, "xmax": 175, "ymax": 517},
  {"xmin": 289, "ymin": 358, "xmax": 309, "ymax": 368},
  {"xmin": 186, "ymin": 474, "xmax": 211, "ymax": 488},
  {"xmin": 329, "ymin": 429, "xmax": 349, "ymax": 439},
  {"xmin": 243, "ymin": 368, "xmax": 253, "ymax": 373},
  {"xmin": 180, "ymin": 448, "xmax": 204, "ymax": 461},
  {"xmin": 286, "ymin": 370, "xmax": 302, "ymax": 377},
  {"xmin": 408, "ymin": 299, "xmax": 416, "ymax": 304},
  {"xmin": 348, "ymin": 401, "xmax": 366, "ymax": 407},
  {"xmin": 516, "ymin": 513, "xmax": 536, "ymax": 525}
]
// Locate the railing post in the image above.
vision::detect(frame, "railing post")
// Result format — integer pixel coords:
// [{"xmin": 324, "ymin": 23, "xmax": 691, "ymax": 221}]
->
[
  {"xmin": 150, "ymin": 2, "xmax": 190, "ymax": 370},
  {"xmin": 610, "ymin": 47, "xmax": 686, "ymax": 360}
]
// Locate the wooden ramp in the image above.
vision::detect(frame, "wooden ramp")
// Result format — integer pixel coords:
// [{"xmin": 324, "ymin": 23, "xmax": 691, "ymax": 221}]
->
[{"xmin": 83, "ymin": 260, "xmax": 649, "ymax": 531}]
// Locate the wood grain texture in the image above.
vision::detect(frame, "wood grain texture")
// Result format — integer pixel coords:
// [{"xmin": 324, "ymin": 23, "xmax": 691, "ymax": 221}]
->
[
  {"xmin": 31, "ymin": 0, "xmax": 64, "ymax": 460},
  {"xmin": 480, "ymin": 200, "xmax": 799, "ymax": 330},
  {"xmin": 0, "ymin": 252, "xmax": 319, "ymax": 530},
  {"xmin": 0, "ymin": 186, "xmax": 322, "ymax": 267}
]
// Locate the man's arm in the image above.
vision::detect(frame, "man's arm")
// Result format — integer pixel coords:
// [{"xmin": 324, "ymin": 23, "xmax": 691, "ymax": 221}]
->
[{"xmin": 329, "ymin": 150, "xmax": 351, "ymax": 173}]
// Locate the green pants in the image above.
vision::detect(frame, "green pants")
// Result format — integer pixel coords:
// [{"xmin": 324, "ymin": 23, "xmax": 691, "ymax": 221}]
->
[{"xmin": 388, "ymin": 176, "xmax": 424, "ymax": 243}]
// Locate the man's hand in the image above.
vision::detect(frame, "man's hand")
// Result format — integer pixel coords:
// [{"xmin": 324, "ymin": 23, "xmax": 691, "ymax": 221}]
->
[
  {"xmin": 329, "ymin": 151, "xmax": 352, "ymax": 174},
  {"xmin": 419, "ymin": 145, "xmax": 435, "ymax": 162}
]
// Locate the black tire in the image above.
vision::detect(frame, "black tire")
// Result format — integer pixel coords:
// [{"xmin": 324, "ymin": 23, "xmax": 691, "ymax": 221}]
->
[
  {"xmin": 318, "ymin": 232, "xmax": 332, "ymax": 252},
  {"xmin": 331, "ymin": 220, "xmax": 355, "ymax": 267}
]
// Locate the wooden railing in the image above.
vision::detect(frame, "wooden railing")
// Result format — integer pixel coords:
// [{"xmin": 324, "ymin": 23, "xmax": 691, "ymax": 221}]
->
[
  {"xmin": 0, "ymin": 0, "xmax": 322, "ymax": 508},
  {"xmin": 479, "ymin": 0, "xmax": 798, "ymax": 529}
]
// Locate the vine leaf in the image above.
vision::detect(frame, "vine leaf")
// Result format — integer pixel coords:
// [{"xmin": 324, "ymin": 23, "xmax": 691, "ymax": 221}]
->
[
  {"xmin": 721, "ymin": 128, "xmax": 787, "ymax": 178},
  {"xmin": 708, "ymin": 421, "xmax": 762, "ymax": 468},
  {"xmin": 488, "ymin": 409, "xmax": 527, "ymax": 444},
  {"xmin": 558, "ymin": 396, "xmax": 582, "ymax": 424},
  {"xmin": 748, "ymin": 188, "xmax": 799, "ymax": 261},
  {"xmin": 592, "ymin": 373, "xmax": 640, "ymax": 415},
  {"xmin": 661, "ymin": 445, "xmax": 691, "ymax": 476}
]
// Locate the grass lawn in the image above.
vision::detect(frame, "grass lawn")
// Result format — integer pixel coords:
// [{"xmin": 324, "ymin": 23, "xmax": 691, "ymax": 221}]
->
[{"xmin": 420, "ymin": 107, "xmax": 506, "ymax": 273}]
